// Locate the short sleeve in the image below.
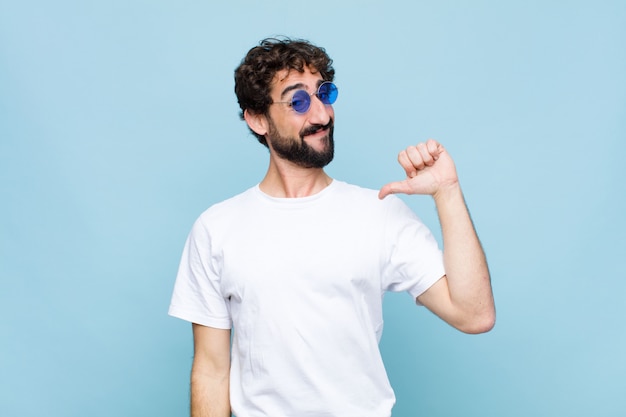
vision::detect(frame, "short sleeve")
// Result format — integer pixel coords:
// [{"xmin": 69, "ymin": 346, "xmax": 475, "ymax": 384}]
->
[
  {"xmin": 381, "ymin": 196, "xmax": 445, "ymax": 302},
  {"xmin": 168, "ymin": 216, "xmax": 232, "ymax": 329}
]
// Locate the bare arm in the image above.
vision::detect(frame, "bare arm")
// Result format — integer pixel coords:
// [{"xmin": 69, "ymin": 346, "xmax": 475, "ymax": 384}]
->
[
  {"xmin": 379, "ymin": 139, "xmax": 495, "ymax": 334},
  {"xmin": 191, "ymin": 323, "xmax": 231, "ymax": 417},
  {"xmin": 418, "ymin": 183, "xmax": 495, "ymax": 333}
]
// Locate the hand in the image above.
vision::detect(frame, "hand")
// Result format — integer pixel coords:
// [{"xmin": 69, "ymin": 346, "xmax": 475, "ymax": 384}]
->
[{"xmin": 378, "ymin": 139, "xmax": 459, "ymax": 199}]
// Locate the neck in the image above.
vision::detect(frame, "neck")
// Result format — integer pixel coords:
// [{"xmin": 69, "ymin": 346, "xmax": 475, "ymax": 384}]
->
[{"xmin": 259, "ymin": 154, "xmax": 333, "ymax": 198}]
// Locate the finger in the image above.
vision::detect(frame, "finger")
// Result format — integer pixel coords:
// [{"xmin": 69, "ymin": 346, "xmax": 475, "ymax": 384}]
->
[
  {"xmin": 426, "ymin": 139, "xmax": 441, "ymax": 157},
  {"xmin": 426, "ymin": 139, "xmax": 442, "ymax": 160},
  {"xmin": 398, "ymin": 150, "xmax": 418, "ymax": 178},
  {"xmin": 405, "ymin": 146, "xmax": 426, "ymax": 172},
  {"xmin": 415, "ymin": 142, "xmax": 435, "ymax": 167},
  {"xmin": 378, "ymin": 180, "xmax": 411, "ymax": 199}
]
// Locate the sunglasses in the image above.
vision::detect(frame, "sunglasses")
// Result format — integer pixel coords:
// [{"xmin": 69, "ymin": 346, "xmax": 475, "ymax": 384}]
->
[{"xmin": 274, "ymin": 82, "xmax": 338, "ymax": 114}]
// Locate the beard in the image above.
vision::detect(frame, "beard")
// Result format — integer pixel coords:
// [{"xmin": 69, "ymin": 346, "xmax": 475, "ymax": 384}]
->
[{"xmin": 267, "ymin": 118, "xmax": 335, "ymax": 169}]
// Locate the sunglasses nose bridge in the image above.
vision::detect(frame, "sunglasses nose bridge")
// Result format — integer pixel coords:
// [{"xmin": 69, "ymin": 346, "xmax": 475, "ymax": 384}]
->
[{"xmin": 306, "ymin": 91, "xmax": 332, "ymax": 124}]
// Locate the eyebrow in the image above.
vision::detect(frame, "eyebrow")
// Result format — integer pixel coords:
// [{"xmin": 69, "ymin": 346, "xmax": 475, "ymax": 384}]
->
[
  {"xmin": 279, "ymin": 80, "xmax": 325, "ymax": 99},
  {"xmin": 280, "ymin": 83, "xmax": 306, "ymax": 100}
]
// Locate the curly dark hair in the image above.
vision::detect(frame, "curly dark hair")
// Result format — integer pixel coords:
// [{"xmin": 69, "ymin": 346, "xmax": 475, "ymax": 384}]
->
[{"xmin": 234, "ymin": 37, "xmax": 335, "ymax": 146}]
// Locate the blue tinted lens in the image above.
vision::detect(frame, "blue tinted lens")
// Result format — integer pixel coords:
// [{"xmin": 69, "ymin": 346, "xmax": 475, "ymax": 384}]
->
[
  {"xmin": 318, "ymin": 82, "xmax": 338, "ymax": 105},
  {"xmin": 291, "ymin": 90, "xmax": 311, "ymax": 113}
]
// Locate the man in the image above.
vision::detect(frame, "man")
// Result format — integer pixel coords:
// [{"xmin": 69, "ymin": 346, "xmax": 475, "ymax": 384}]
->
[{"xmin": 169, "ymin": 37, "xmax": 495, "ymax": 417}]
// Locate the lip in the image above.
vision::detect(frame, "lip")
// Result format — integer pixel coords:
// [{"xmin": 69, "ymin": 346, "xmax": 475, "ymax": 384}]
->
[{"xmin": 303, "ymin": 126, "xmax": 329, "ymax": 139}]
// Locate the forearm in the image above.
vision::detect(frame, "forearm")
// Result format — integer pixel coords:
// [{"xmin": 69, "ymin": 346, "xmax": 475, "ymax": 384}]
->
[
  {"xmin": 434, "ymin": 183, "xmax": 495, "ymax": 332},
  {"xmin": 190, "ymin": 363, "xmax": 230, "ymax": 417},
  {"xmin": 190, "ymin": 324, "xmax": 232, "ymax": 417}
]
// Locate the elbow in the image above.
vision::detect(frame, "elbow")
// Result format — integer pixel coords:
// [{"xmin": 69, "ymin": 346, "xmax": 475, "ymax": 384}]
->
[{"xmin": 457, "ymin": 309, "xmax": 496, "ymax": 334}]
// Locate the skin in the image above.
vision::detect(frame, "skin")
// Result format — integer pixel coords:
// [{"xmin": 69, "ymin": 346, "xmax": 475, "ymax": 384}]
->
[
  {"xmin": 380, "ymin": 141, "xmax": 495, "ymax": 334},
  {"xmin": 190, "ymin": 324, "xmax": 230, "ymax": 417},
  {"xmin": 191, "ymin": 66, "xmax": 495, "ymax": 417},
  {"xmin": 245, "ymin": 68, "xmax": 335, "ymax": 198}
]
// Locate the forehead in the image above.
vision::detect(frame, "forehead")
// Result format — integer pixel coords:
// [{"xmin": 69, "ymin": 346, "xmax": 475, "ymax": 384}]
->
[{"xmin": 270, "ymin": 67, "xmax": 323, "ymax": 96}]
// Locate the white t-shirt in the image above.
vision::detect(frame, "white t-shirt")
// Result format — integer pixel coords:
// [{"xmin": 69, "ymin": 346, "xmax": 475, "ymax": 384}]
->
[{"xmin": 169, "ymin": 180, "xmax": 445, "ymax": 417}]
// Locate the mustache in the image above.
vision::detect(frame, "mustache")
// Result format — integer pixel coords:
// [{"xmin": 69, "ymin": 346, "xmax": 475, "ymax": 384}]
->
[{"xmin": 300, "ymin": 119, "xmax": 334, "ymax": 138}]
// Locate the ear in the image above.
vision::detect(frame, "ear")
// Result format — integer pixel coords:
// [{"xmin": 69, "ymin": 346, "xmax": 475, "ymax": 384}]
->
[{"xmin": 244, "ymin": 109, "xmax": 269, "ymax": 137}]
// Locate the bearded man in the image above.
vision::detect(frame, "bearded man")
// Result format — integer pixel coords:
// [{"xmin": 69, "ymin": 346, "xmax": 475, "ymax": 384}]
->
[{"xmin": 169, "ymin": 37, "xmax": 495, "ymax": 417}]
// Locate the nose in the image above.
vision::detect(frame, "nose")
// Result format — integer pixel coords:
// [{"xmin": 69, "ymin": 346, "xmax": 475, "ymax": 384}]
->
[{"xmin": 306, "ymin": 93, "xmax": 333, "ymax": 126}]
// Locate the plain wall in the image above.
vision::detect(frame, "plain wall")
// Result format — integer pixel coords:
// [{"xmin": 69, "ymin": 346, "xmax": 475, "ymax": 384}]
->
[{"xmin": 1, "ymin": 1, "xmax": 625, "ymax": 416}]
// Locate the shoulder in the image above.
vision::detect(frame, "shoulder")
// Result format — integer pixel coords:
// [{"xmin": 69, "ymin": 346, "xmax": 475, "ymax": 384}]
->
[
  {"xmin": 203, "ymin": 186, "xmax": 256, "ymax": 214},
  {"xmin": 331, "ymin": 180, "xmax": 410, "ymax": 212},
  {"xmin": 331, "ymin": 180, "xmax": 380, "ymax": 202},
  {"xmin": 191, "ymin": 186, "xmax": 258, "ymax": 231}
]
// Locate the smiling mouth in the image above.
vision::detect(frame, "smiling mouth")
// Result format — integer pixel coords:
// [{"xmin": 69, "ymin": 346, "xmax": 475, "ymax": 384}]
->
[
  {"xmin": 301, "ymin": 120, "xmax": 333, "ymax": 138},
  {"xmin": 307, "ymin": 127, "xmax": 327, "ymax": 137}
]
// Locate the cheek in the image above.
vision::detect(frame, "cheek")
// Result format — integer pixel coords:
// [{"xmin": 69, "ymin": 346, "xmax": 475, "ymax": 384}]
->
[{"xmin": 271, "ymin": 114, "xmax": 301, "ymax": 136}]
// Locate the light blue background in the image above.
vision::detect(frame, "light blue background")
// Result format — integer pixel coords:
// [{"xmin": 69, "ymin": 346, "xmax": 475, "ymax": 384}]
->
[{"xmin": 1, "ymin": 1, "xmax": 625, "ymax": 416}]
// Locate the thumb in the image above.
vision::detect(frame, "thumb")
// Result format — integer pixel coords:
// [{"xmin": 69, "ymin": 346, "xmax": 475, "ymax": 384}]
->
[{"xmin": 378, "ymin": 180, "xmax": 410, "ymax": 199}]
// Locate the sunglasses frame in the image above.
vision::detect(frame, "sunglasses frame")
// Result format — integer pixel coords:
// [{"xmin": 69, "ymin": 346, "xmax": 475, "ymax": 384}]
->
[{"xmin": 273, "ymin": 82, "xmax": 338, "ymax": 114}]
